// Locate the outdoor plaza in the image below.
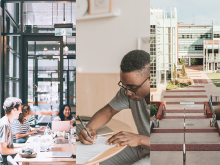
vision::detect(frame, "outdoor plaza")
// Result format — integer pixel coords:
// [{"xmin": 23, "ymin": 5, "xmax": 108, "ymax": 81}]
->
[{"xmin": 150, "ymin": 65, "xmax": 220, "ymax": 164}]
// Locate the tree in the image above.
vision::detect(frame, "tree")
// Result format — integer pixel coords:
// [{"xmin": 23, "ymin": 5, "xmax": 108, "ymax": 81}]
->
[
  {"xmin": 180, "ymin": 56, "xmax": 185, "ymax": 65},
  {"xmin": 191, "ymin": 58, "xmax": 197, "ymax": 65},
  {"xmin": 173, "ymin": 64, "xmax": 177, "ymax": 85},
  {"xmin": 182, "ymin": 64, "xmax": 186, "ymax": 77}
]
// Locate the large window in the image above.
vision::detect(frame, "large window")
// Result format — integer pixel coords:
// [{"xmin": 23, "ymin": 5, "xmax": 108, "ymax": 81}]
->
[{"xmin": 1, "ymin": 0, "xmax": 76, "ymax": 119}]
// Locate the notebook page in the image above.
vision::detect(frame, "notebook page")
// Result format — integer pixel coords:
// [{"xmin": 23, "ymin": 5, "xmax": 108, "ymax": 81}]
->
[{"xmin": 76, "ymin": 137, "xmax": 116, "ymax": 164}]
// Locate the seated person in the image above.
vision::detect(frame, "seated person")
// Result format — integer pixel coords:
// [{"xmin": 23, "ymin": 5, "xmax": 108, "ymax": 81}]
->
[
  {"xmin": 0, "ymin": 97, "xmax": 25, "ymax": 165},
  {"xmin": 11, "ymin": 105, "xmax": 45, "ymax": 143},
  {"xmin": 54, "ymin": 105, "xmax": 75, "ymax": 126},
  {"xmin": 79, "ymin": 50, "xmax": 150, "ymax": 165}
]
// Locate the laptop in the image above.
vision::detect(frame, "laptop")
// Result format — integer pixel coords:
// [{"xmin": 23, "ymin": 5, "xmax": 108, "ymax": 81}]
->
[
  {"xmin": 44, "ymin": 152, "xmax": 73, "ymax": 158},
  {"xmin": 55, "ymin": 139, "xmax": 69, "ymax": 144},
  {"xmin": 76, "ymin": 123, "xmax": 114, "ymax": 136},
  {"xmin": 52, "ymin": 121, "xmax": 70, "ymax": 132},
  {"xmin": 33, "ymin": 131, "xmax": 45, "ymax": 136}
]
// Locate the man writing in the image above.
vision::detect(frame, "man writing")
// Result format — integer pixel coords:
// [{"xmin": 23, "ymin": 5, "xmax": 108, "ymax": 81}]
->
[
  {"xmin": 0, "ymin": 97, "xmax": 25, "ymax": 165},
  {"xmin": 79, "ymin": 50, "xmax": 150, "ymax": 165}
]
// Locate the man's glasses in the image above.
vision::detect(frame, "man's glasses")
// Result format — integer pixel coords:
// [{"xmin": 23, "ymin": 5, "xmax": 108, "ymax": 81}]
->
[{"xmin": 118, "ymin": 76, "xmax": 150, "ymax": 95}]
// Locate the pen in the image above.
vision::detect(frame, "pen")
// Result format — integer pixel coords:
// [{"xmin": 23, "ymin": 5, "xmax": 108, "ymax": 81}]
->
[{"xmin": 77, "ymin": 115, "xmax": 93, "ymax": 140}]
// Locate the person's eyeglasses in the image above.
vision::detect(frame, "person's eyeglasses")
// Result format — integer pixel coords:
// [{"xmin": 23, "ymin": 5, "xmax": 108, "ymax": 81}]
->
[{"xmin": 118, "ymin": 76, "xmax": 150, "ymax": 95}]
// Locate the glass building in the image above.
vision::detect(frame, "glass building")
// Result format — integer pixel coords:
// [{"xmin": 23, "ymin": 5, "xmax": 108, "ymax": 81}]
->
[
  {"xmin": 0, "ymin": 0, "xmax": 76, "ymax": 123},
  {"xmin": 178, "ymin": 24, "xmax": 212, "ymax": 65},
  {"xmin": 150, "ymin": 7, "xmax": 177, "ymax": 88}
]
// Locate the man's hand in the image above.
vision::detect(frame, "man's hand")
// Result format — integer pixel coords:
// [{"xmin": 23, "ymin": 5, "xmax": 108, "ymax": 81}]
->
[
  {"xmin": 70, "ymin": 120, "xmax": 74, "ymax": 126},
  {"xmin": 106, "ymin": 131, "xmax": 141, "ymax": 147},
  {"xmin": 39, "ymin": 126, "xmax": 46, "ymax": 131},
  {"xmin": 29, "ymin": 130, "xmax": 38, "ymax": 134},
  {"xmin": 78, "ymin": 128, "xmax": 97, "ymax": 145}
]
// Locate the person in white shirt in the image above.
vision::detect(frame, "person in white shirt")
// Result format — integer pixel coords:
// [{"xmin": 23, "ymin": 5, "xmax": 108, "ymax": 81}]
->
[{"xmin": 0, "ymin": 97, "xmax": 25, "ymax": 165}]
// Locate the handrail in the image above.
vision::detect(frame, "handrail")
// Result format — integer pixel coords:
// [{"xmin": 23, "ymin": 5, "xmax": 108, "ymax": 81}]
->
[
  {"xmin": 183, "ymin": 106, "xmax": 186, "ymax": 165},
  {"xmin": 183, "ymin": 144, "xmax": 186, "ymax": 165}
]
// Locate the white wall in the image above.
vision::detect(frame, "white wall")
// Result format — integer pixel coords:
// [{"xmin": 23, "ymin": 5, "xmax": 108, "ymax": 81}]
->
[{"xmin": 76, "ymin": 0, "xmax": 150, "ymax": 73}]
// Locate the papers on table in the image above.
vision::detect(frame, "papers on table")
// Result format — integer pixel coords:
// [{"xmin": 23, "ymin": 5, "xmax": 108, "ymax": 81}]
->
[{"xmin": 76, "ymin": 137, "xmax": 116, "ymax": 164}]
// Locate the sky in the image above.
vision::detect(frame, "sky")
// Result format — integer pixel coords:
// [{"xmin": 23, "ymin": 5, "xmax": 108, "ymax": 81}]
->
[{"xmin": 151, "ymin": 0, "xmax": 220, "ymax": 25}]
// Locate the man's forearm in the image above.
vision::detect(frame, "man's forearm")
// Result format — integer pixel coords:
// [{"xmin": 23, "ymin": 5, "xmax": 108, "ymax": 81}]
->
[
  {"xmin": 15, "ymin": 132, "xmax": 30, "ymax": 139},
  {"xmin": 139, "ymin": 135, "xmax": 150, "ymax": 149},
  {"xmin": 86, "ymin": 104, "xmax": 118, "ymax": 130},
  {"xmin": 1, "ymin": 148, "xmax": 20, "ymax": 155}
]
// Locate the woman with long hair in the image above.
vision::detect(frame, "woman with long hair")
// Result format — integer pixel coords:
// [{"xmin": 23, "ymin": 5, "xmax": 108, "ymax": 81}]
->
[
  {"xmin": 11, "ymin": 105, "xmax": 45, "ymax": 143},
  {"xmin": 54, "ymin": 105, "xmax": 75, "ymax": 126}
]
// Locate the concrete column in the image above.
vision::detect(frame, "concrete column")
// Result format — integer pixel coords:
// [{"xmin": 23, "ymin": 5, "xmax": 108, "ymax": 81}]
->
[
  {"xmin": 189, "ymin": 56, "xmax": 191, "ymax": 66},
  {"xmin": 163, "ymin": 11, "xmax": 166, "ymax": 83}
]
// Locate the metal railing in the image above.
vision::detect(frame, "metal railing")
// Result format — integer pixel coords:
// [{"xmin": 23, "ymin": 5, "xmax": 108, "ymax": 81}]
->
[
  {"xmin": 183, "ymin": 106, "xmax": 186, "ymax": 165},
  {"xmin": 209, "ymin": 95, "xmax": 213, "ymax": 114},
  {"xmin": 210, "ymin": 95, "xmax": 220, "ymax": 103}
]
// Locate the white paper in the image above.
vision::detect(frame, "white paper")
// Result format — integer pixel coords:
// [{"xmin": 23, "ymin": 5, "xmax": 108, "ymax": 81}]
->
[{"xmin": 76, "ymin": 137, "xmax": 116, "ymax": 164}]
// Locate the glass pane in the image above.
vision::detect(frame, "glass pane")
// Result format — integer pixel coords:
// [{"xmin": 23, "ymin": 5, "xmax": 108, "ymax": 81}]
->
[
  {"xmin": 64, "ymin": 59, "xmax": 68, "ymax": 70},
  {"xmin": 23, "ymin": 2, "xmax": 76, "ymax": 33},
  {"xmin": 28, "ymin": 40, "xmax": 60, "ymax": 124},
  {"xmin": 63, "ymin": 71, "xmax": 67, "ymax": 105},
  {"xmin": 5, "ymin": 3, "xmax": 21, "ymax": 33},
  {"xmin": 63, "ymin": 36, "xmax": 76, "ymax": 56},
  {"xmin": 69, "ymin": 59, "xmax": 76, "ymax": 70},
  {"xmin": 8, "ymin": 36, "xmax": 20, "ymax": 53},
  {"xmin": 69, "ymin": 71, "xmax": 76, "ymax": 107},
  {"xmin": 5, "ymin": 80, "xmax": 13, "ymax": 98},
  {"xmin": 28, "ymin": 58, "xmax": 34, "ymax": 105}
]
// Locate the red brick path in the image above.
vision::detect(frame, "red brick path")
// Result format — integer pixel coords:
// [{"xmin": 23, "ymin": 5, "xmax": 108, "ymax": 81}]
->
[
  {"xmin": 151, "ymin": 144, "xmax": 220, "ymax": 151},
  {"xmin": 166, "ymin": 110, "xmax": 204, "ymax": 113},
  {"xmin": 164, "ymin": 95, "xmax": 207, "ymax": 98},
  {"xmin": 166, "ymin": 90, "xmax": 206, "ymax": 92},
  {"xmin": 152, "ymin": 129, "xmax": 217, "ymax": 133},
  {"xmin": 163, "ymin": 116, "xmax": 207, "ymax": 119},
  {"xmin": 166, "ymin": 102, "xmax": 206, "ymax": 104},
  {"xmin": 193, "ymin": 79, "xmax": 208, "ymax": 83},
  {"xmin": 185, "ymin": 86, "xmax": 204, "ymax": 88}
]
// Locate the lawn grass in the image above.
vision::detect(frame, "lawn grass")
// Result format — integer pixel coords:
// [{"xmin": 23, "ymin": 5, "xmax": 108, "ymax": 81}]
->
[
  {"xmin": 206, "ymin": 73, "xmax": 220, "ymax": 87},
  {"xmin": 206, "ymin": 73, "xmax": 220, "ymax": 79},
  {"xmin": 166, "ymin": 81, "xmax": 191, "ymax": 90},
  {"xmin": 214, "ymin": 82, "xmax": 220, "ymax": 87}
]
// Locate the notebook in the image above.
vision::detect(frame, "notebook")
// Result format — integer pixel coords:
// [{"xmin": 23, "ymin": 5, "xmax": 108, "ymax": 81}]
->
[
  {"xmin": 44, "ymin": 152, "xmax": 73, "ymax": 158},
  {"xmin": 76, "ymin": 137, "xmax": 116, "ymax": 164}
]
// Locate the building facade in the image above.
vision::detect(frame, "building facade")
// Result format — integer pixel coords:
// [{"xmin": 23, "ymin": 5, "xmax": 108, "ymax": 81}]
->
[
  {"xmin": 150, "ymin": 8, "xmax": 178, "ymax": 88},
  {"xmin": 178, "ymin": 24, "xmax": 212, "ymax": 66}
]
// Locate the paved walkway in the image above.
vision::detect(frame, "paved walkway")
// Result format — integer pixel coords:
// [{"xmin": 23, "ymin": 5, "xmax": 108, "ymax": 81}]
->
[{"xmin": 151, "ymin": 66, "xmax": 220, "ymax": 164}]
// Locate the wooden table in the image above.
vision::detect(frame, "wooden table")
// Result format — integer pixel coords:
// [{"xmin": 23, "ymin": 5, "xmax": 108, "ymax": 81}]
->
[
  {"xmin": 14, "ymin": 137, "xmax": 76, "ymax": 165},
  {"xmin": 76, "ymin": 118, "xmax": 133, "ymax": 165},
  {"xmin": 14, "ymin": 118, "xmax": 132, "ymax": 165}
]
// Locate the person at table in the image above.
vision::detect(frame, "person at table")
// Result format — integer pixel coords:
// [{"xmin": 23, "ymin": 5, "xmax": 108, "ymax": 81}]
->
[
  {"xmin": 54, "ymin": 105, "xmax": 75, "ymax": 126},
  {"xmin": 79, "ymin": 50, "xmax": 150, "ymax": 165},
  {"xmin": 11, "ymin": 105, "xmax": 45, "ymax": 143},
  {"xmin": 0, "ymin": 97, "xmax": 26, "ymax": 165}
]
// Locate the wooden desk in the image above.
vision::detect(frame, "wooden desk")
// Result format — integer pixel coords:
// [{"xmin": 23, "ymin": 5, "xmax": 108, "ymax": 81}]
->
[
  {"xmin": 77, "ymin": 118, "xmax": 133, "ymax": 165},
  {"xmin": 14, "ymin": 139, "xmax": 76, "ymax": 165},
  {"xmin": 14, "ymin": 119, "xmax": 132, "ymax": 165}
]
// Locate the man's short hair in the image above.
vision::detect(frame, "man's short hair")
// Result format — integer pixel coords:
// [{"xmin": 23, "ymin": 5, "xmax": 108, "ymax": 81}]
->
[
  {"xmin": 120, "ymin": 50, "xmax": 150, "ymax": 75},
  {"xmin": 3, "ymin": 97, "xmax": 22, "ymax": 114}
]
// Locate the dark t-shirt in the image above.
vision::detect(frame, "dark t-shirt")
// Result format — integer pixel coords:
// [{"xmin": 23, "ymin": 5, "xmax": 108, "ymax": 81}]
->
[{"xmin": 109, "ymin": 88, "xmax": 150, "ymax": 153}]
